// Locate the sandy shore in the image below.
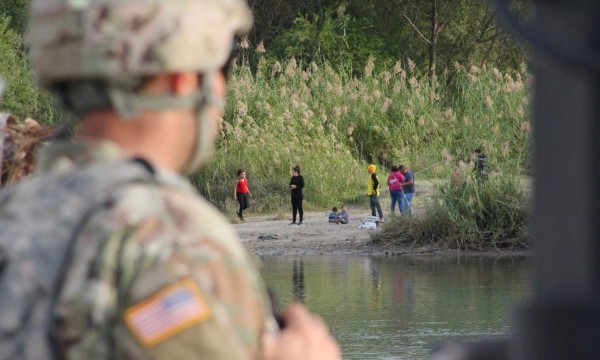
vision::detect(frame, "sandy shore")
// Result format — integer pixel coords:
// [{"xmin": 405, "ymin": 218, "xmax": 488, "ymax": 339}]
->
[
  {"xmin": 233, "ymin": 181, "xmax": 433, "ymax": 256},
  {"xmin": 235, "ymin": 180, "xmax": 434, "ymax": 256},
  {"xmin": 234, "ymin": 180, "xmax": 530, "ymax": 257},
  {"xmin": 234, "ymin": 210, "xmax": 528, "ymax": 257},
  {"xmin": 235, "ymin": 210, "xmax": 378, "ymax": 256},
  {"xmin": 234, "ymin": 184, "xmax": 428, "ymax": 256}
]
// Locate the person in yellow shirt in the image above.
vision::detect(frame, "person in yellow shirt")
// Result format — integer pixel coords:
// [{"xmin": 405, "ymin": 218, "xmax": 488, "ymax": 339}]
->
[{"xmin": 367, "ymin": 164, "xmax": 384, "ymax": 220}]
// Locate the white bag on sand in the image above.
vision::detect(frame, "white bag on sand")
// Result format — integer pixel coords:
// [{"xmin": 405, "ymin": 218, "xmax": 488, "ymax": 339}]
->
[{"xmin": 359, "ymin": 216, "xmax": 380, "ymax": 230}]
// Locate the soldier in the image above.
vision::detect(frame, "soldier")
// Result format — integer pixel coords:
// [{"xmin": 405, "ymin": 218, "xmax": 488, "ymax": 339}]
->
[{"xmin": 0, "ymin": 0, "xmax": 340, "ymax": 359}]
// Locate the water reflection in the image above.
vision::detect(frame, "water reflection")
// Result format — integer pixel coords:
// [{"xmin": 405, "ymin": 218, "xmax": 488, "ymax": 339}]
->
[
  {"xmin": 292, "ymin": 259, "xmax": 305, "ymax": 302},
  {"xmin": 260, "ymin": 255, "xmax": 531, "ymax": 360},
  {"xmin": 369, "ymin": 258, "xmax": 382, "ymax": 311}
]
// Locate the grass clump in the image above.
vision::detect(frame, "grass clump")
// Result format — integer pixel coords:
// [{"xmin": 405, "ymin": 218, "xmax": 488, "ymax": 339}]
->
[{"xmin": 371, "ymin": 173, "xmax": 530, "ymax": 251}]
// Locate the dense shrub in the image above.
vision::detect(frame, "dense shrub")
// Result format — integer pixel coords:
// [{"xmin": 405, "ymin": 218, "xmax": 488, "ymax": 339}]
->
[
  {"xmin": 370, "ymin": 173, "xmax": 530, "ymax": 250},
  {"xmin": 0, "ymin": 15, "xmax": 60, "ymax": 124}
]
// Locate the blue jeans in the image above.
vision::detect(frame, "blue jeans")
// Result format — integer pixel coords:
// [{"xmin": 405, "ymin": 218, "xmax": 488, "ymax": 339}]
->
[
  {"xmin": 390, "ymin": 190, "xmax": 403, "ymax": 212},
  {"xmin": 401, "ymin": 192, "xmax": 414, "ymax": 215}
]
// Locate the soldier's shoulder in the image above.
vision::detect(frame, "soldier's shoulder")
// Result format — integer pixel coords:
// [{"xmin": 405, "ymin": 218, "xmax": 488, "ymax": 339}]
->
[
  {"xmin": 99, "ymin": 169, "xmax": 239, "ymax": 246},
  {"xmin": 114, "ymin": 172, "xmax": 227, "ymax": 223}
]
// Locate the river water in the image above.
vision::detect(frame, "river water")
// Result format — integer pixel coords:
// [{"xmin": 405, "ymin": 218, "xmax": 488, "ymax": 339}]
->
[{"xmin": 260, "ymin": 255, "xmax": 531, "ymax": 360}]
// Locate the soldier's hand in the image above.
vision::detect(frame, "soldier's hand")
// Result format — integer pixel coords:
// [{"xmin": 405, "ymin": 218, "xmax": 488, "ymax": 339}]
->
[{"xmin": 259, "ymin": 304, "xmax": 341, "ymax": 360}]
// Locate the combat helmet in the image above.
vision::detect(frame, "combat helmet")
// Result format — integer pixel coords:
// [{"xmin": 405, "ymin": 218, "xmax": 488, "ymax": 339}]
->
[{"xmin": 26, "ymin": 0, "xmax": 253, "ymax": 172}]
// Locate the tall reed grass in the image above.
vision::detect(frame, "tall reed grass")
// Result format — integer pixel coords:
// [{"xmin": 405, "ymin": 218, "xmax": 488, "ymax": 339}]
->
[{"xmin": 192, "ymin": 57, "xmax": 531, "ymax": 214}]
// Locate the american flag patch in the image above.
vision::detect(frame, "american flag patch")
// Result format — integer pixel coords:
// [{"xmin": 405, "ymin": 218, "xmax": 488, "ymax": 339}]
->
[{"xmin": 124, "ymin": 278, "xmax": 212, "ymax": 347}]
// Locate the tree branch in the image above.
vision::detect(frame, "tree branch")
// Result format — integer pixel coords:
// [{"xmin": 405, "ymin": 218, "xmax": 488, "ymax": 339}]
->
[{"xmin": 399, "ymin": 7, "xmax": 431, "ymax": 44}]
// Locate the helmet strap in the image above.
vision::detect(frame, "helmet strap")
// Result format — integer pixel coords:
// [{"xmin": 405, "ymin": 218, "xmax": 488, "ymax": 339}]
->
[
  {"xmin": 106, "ymin": 71, "xmax": 222, "ymax": 173},
  {"xmin": 184, "ymin": 71, "xmax": 223, "ymax": 173},
  {"xmin": 108, "ymin": 87, "xmax": 198, "ymax": 119}
]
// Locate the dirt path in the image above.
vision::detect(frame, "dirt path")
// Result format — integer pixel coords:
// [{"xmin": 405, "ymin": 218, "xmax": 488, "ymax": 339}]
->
[{"xmin": 235, "ymin": 181, "xmax": 439, "ymax": 256}]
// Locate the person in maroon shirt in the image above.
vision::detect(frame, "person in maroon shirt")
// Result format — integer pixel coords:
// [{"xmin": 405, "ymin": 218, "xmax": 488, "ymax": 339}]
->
[{"xmin": 234, "ymin": 169, "xmax": 252, "ymax": 221}]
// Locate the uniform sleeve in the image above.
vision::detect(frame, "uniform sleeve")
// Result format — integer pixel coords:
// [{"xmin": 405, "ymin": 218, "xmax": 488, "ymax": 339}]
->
[{"xmin": 119, "ymin": 232, "xmax": 269, "ymax": 360}]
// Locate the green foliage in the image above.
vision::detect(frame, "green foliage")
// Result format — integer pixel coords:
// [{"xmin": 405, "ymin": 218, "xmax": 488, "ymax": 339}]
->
[
  {"xmin": 371, "ymin": 174, "xmax": 530, "ymax": 250},
  {"xmin": 248, "ymin": 0, "xmax": 528, "ymax": 74},
  {"xmin": 0, "ymin": 0, "xmax": 29, "ymax": 34},
  {"xmin": 191, "ymin": 63, "xmax": 366, "ymax": 214},
  {"xmin": 0, "ymin": 0, "xmax": 532, "ymax": 222},
  {"xmin": 269, "ymin": 8, "xmax": 383, "ymax": 71},
  {"xmin": 192, "ymin": 56, "xmax": 532, "ymax": 217},
  {"xmin": 271, "ymin": 10, "xmax": 350, "ymax": 64},
  {"xmin": 0, "ymin": 15, "xmax": 59, "ymax": 124}
]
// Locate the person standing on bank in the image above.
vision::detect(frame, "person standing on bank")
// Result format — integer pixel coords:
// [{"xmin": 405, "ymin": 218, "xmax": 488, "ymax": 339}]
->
[
  {"xmin": 368, "ymin": 164, "xmax": 384, "ymax": 220},
  {"xmin": 234, "ymin": 169, "xmax": 252, "ymax": 221},
  {"xmin": 400, "ymin": 165, "xmax": 416, "ymax": 215},
  {"xmin": 0, "ymin": 0, "xmax": 341, "ymax": 359},
  {"xmin": 387, "ymin": 165, "xmax": 405, "ymax": 215},
  {"xmin": 290, "ymin": 165, "xmax": 305, "ymax": 225}
]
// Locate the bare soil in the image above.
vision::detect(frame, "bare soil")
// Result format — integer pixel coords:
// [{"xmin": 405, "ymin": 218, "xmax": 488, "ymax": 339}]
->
[
  {"xmin": 233, "ymin": 181, "xmax": 404, "ymax": 256},
  {"xmin": 235, "ymin": 210, "xmax": 379, "ymax": 256},
  {"xmin": 234, "ymin": 210, "xmax": 527, "ymax": 257},
  {"xmin": 234, "ymin": 180, "xmax": 530, "ymax": 258},
  {"xmin": 234, "ymin": 183, "xmax": 436, "ymax": 256}
]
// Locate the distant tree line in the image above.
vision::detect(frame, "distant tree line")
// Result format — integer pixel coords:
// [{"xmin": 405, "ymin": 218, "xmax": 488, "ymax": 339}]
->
[
  {"xmin": 246, "ymin": 0, "xmax": 529, "ymax": 75},
  {"xmin": 1, "ymin": 0, "xmax": 529, "ymax": 77},
  {"xmin": 0, "ymin": 0, "xmax": 529, "ymax": 123}
]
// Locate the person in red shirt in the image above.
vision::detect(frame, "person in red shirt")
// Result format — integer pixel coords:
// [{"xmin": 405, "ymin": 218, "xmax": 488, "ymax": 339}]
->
[{"xmin": 234, "ymin": 169, "xmax": 252, "ymax": 221}]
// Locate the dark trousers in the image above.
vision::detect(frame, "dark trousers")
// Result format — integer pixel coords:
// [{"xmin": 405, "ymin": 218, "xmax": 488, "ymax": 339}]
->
[
  {"xmin": 369, "ymin": 194, "xmax": 383, "ymax": 219},
  {"xmin": 237, "ymin": 192, "xmax": 249, "ymax": 216},
  {"xmin": 291, "ymin": 195, "xmax": 303, "ymax": 222}
]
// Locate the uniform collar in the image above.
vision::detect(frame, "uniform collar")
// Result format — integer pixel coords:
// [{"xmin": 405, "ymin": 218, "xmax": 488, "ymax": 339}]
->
[
  {"xmin": 36, "ymin": 140, "xmax": 196, "ymax": 193},
  {"xmin": 37, "ymin": 140, "xmax": 125, "ymax": 174}
]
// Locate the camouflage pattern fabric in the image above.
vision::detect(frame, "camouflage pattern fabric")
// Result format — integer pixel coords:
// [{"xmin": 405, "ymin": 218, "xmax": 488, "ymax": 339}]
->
[
  {"xmin": 26, "ymin": 0, "xmax": 252, "ymax": 86},
  {"xmin": 11, "ymin": 140, "xmax": 277, "ymax": 358},
  {"xmin": 0, "ymin": 147, "xmax": 161, "ymax": 359}
]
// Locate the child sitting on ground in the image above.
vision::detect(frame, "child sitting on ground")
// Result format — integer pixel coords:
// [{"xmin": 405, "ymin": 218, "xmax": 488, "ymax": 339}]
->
[
  {"xmin": 333, "ymin": 205, "xmax": 349, "ymax": 224},
  {"xmin": 328, "ymin": 207, "xmax": 338, "ymax": 223}
]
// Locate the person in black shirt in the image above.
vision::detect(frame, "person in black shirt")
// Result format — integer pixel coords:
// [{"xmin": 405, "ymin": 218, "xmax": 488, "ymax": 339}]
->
[{"xmin": 289, "ymin": 165, "xmax": 305, "ymax": 225}]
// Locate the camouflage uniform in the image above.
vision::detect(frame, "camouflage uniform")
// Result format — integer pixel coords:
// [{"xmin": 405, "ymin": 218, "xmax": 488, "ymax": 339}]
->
[
  {"xmin": 0, "ymin": 0, "xmax": 277, "ymax": 359},
  {"xmin": 2, "ymin": 139, "xmax": 276, "ymax": 358}
]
